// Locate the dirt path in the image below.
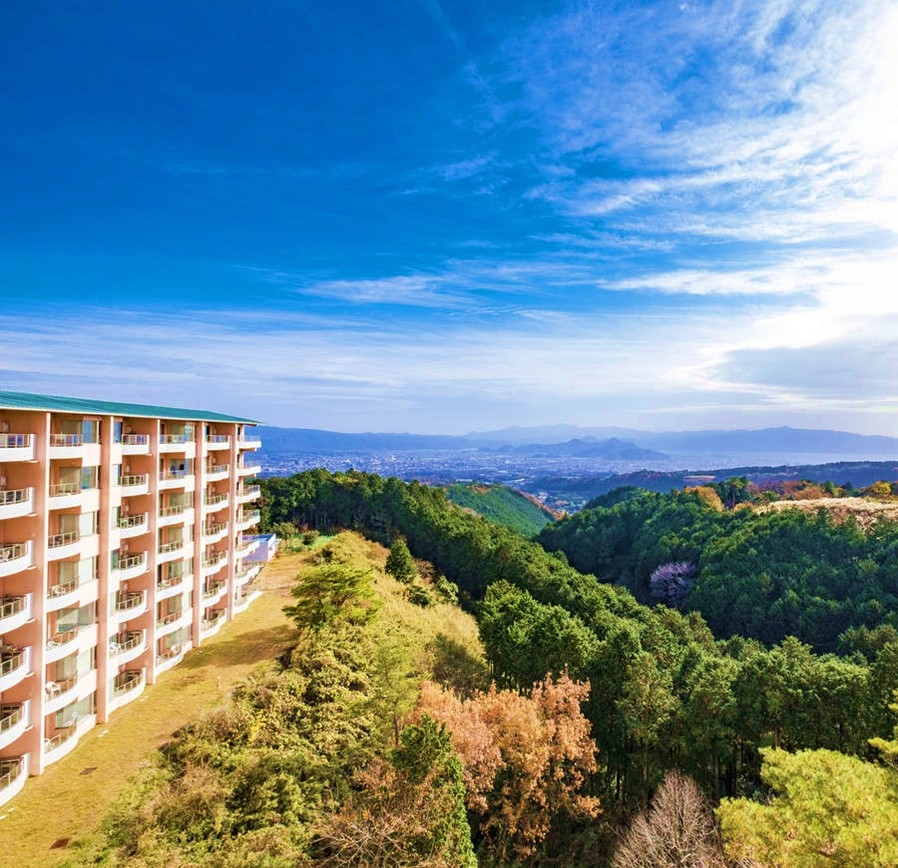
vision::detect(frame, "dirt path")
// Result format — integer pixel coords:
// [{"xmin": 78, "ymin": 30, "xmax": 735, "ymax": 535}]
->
[{"xmin": 0, "ymin": 553, "xmax": 302, "ymax": 868}]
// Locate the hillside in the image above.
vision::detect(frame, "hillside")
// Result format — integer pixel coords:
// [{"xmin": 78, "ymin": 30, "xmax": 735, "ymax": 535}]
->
[
  {"xmin": 446, "ymin": 482, "xmax": 557, "ymax": 535},
  {"xmin": 760, "ymin": 496, "xmax": 898, "ymax": 529}
]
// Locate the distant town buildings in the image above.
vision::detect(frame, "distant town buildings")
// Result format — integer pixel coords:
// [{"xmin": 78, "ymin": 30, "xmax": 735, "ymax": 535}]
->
[{"xmin": 0, "ymin": 390, "xmax": 262, "ymax": 805}]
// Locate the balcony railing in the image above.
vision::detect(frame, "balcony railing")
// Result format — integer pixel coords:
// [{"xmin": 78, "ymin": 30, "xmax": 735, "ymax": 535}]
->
[
  {"xmin": 156, "ymin": 574, "xmax": 184, "ymax": 591},
  {"xmin": 204, "ymin": 521, "xmax": 227, "ymax": 537},
  {"xmin": 202, "ymin": 552, "xmax": 227, "ymax": 569},
  {"xmin": 205, "ymin": 464, "xmax": 230, "ymax": 475},
  {"xmin": 118, "ymin": 513, "xmax": 148, "ymax": 530},
  {"xmin": 117, "ymin": 552, "xmax": 147, "ymax": 571},
  {"xmin": 158, "ymin": 540, "xmax": 187, "ymax": 554},
  {"xmin": 121, "ymin": 433, "xmax": 149, "ymax": 445},
  {"xmin": 47, "ymin": 578, "xmax": 78, "ymax": 599},
  {"xmin": 156, "ymin": 610, "xmax": 183, "ymax": 628},
  {"xmin": 201, "ymin": 612, "xmax": 226, "ymax": 632},
  {"xmin": 110, "ymin": 632, "xmax": 144, "ymax": 655},
  {"xmin": 120, "ymin": 473, "xmax": 149, "ymax": 488},
  {"xmin": 159, "ymin": 504, "xmax": 187, "ymax": 518},
  {"xmin": 112, "ymin": 669, "xmax": 144, "ymax": 695},
  {"xmin": 0, "ymin": 434, "xmax": 32, "ymax": 449},
  {"xmin": 206, "ymin": 434, "xmax": 230, "ymax": 444},
  {"xmin": 116, "ymin": 591, "xmax": 145, "ymax": 612},
  {"xmin": 48, "ymin": 531, "xmax": 79, "ymax": 549},
  {"xmin": 237, "ymin": 510, "xmax": 261, "ymax": 525},
  {"xmin": 44, "ymin": 723, "xmax": 78, "ymax": 751},
  {"xmin": 45, "ymin": 674, "xmax": 77, "ymax": 699},
  {"xmin": 0, "ymin": 703, "xmax": 26, "ymax": 735},
  {"xmin": 0, "ymin": 756, "xmax": 26, "ymax": 793},
  {"xmin": 0, "ymin": 488, "xmax": 31, "ymax": 507},
  {"xmin": 49, "ymin": 433, "xmax": 82, "ymax": 447},
  {"xmin": 47, "ymin": 627, "xmax": 79, "ymax": 650},
  {"xmin": 204, "ymin": 493, "xmax": 228, "ymax": 506},
  {"xmin": 49, "ymin": 482, "xmax": 80, "ymax": 497},
  {"xmin": 0, "ymin": 595, "xmax": 27, "ymax": 621},
  {"xmin": 202, "ymin": 582, "xmax": 225, "ymax": 599},
  {"xmin": 0, "ymin": 542, "xmax": 30, "ymax": 564},
  {"xmin": 240, "ymin": 486, "xmax": 261, "ymax": 499},
  {"xmin": 0, "ymin": 650, "xmax": 26, "ymax": 679},
  {"xmin": 159, "ymin": 434, "xmax": 193, "ymax": 444}
]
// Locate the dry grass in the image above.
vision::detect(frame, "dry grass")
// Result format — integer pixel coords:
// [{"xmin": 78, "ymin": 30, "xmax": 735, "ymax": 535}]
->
[
  {"xmin": 0, "ymin": 549, "xmax": 307, "ymax": 868},
  {"xmin": 758, "ymin": 496, "xmax": 898, "ymax": 530}
]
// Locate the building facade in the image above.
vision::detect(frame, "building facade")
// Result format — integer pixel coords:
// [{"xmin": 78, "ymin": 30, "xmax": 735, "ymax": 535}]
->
[{"xmin": 0, "ymin": 390, "xmax": 262, "ymax": 805}]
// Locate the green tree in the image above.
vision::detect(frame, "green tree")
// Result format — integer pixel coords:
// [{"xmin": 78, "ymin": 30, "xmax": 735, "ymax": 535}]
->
[
  {"xmin": 718, "ymin": 748, "xmax": 898, "ymax": 866},
  {"xmin": 284, "ymin": 562, "xmax": 381, "ymax": 631},
  {"xmin": 385, "ymin": 537, "xmax": 417, "ymax": 584}
]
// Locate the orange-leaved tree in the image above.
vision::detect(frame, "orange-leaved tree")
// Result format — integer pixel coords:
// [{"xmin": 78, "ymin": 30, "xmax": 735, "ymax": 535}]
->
[{"xmin": 415, "ymin": 672, "xmax": 601, "ymax": 864}]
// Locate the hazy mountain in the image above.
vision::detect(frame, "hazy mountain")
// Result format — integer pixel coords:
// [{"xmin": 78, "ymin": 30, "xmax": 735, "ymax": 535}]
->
[
  {"xmin": 256, "ymin": 426, "xmax": 476, "ymax": 453},
  {"xmin": 485, "ymin": 437, "xmax": 667, "ymax": 461}
]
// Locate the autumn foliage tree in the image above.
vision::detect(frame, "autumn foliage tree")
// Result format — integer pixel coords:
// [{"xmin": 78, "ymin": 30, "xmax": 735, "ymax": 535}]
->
[{"xmin": 415, "ymin": 672, "xmax": 601, "ymax": 864}]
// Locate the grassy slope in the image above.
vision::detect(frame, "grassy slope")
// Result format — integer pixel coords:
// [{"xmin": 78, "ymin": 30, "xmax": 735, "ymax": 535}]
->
[
  {"xmin": 12, "ymin": 533, "xmax": 485, "ymax": 867},
  {"xmin": 447, "ymin": 483, "xmax": 556, "ymax": 536}
]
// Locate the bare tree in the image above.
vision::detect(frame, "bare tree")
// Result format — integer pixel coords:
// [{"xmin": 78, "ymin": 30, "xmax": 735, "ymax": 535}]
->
[{"xmin": 612, "ymin": 771, "xmax": 726, "ymax": 868}]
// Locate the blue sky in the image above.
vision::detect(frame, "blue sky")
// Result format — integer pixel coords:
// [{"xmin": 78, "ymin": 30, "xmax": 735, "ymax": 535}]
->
[{"xmin": 2, "ymin": 0, "xmax": 897, "ymax": 434}]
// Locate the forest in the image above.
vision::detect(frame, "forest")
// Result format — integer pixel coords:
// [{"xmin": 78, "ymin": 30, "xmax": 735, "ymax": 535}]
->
[{"xmin": 82, "ymin": 470, "xmax": 898, "ymax": 865}]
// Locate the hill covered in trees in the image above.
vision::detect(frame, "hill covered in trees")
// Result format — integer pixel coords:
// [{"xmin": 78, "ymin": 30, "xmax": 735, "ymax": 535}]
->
[
  {"xmin": 445, "ymin": 482, "xmax": 556, "ymax": 536},
  {"xmin": 251, "ymin": 469, "xmax": 898, "ymax": 863}
]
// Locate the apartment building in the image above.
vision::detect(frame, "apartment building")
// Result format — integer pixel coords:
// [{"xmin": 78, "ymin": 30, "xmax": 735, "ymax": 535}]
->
[{"xmin": 0, "ymin": 390, "xmax": 262, "ymax": 805}]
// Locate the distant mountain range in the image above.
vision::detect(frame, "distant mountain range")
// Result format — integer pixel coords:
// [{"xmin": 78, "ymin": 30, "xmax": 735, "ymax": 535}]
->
[{"xmin": 256, "ymin": 424, "xmax": 898, "ymax": 459}]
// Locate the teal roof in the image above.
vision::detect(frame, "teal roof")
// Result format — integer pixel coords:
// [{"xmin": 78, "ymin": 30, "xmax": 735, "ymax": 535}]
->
[{"xmin": 0, "ymin": 389, "xmax": 257, "ymax": 424}]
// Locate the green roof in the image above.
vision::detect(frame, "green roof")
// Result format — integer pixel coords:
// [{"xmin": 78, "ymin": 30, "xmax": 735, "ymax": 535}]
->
[{"xmin": 0, "ymin": 389, "xmax": 257, "ymax": 424}]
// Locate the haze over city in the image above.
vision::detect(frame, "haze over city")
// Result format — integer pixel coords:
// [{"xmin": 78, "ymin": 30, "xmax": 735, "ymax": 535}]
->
[{"xmin": 3, "ymin": 1, "xmax": 897, "ymax": 434}]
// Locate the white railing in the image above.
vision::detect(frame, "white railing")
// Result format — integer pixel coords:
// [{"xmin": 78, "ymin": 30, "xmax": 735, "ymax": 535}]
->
[
  {"xmin": 116, "ymin": 591, "xmax": 145, "ymax": 612},
  {"xmin": 117, "ymin": 552, "xmax": 147, "ymax": 571},
  {"xmin": 0, "ymin": 488, "xmax": 31, "ymax": 506},
  {"xmin": 159, "ymin": 504, "xmax": 187, "ymax": 518},
  {"xmin": 159, "ymin": 434, "xmax": 193, "ymax": 444},
  {"xmin": 118, "ymin": 513, "xmax": 148, "ymax": 530},
  {"xmin": 121, "ymin": 433, "xmax": 148, "ymax": 445},
  {"xmin": 206, "ymin": 435, "xmax": 230, "ymax": 444},
  {"xmin": 49, "ymin": 482, "xmax": 80, "ymax": 497},
  {"xmin": 49, "ymin": 433, "xmax": 81, "ymax": 447},
  {"xmin": 48, "ymin": 531, "xmax": 79, "ymax": 549},
  {"xmin": 120, "ymin": 473, "xmax": 149, "ymax": 487},
  {"xmin": 0, "ymin": 434, "xmax": 32, "ymax": 449},
  {"xmin": 112, "ymin": 670, "xmax": 144, "ymax": 696},
  {"xmin": 1, "ymin": 542, "xmax": 30, "ymax": 563}
]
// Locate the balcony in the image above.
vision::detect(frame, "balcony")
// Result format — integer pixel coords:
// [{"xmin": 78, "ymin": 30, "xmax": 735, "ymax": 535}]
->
[
  {"xmin": 47, "ymin": 530, "xmax": 81, "ymax": 561},
  {"xmin": 0, "ymin": 754, "xmax": 29, "ymax": 808},
  {"xmin": 0, "ymin": 646, "xmax": 31, "ymax": 693},
  {"xmin": 238, "ymin": 462, "xmax": 262, "ymax": 477},
  {"xmin": 205, "ymin": 434, "xmax": 230, "ymax": 451},
  {"xmin": 156, "ymin": 574, "xmax": 188, "ymax": 601},
  {"xmin": 204, "ymin": 463, "xmax": 230, "ymax": 481},
  {"xmin": 49, "ymin": 433, "xmax": 98, "ymax": 461},
  {"xmin": 200, "ymin": 611, "xmax": 227, "ymax": 638},
  {"xmin": 202, "ymin": 581, "xmax": 227, "ymax": 605},
  {"xmin": 120, "ymin": 473, "xmax": 150, "ymax": 496},
  {"xmin": 0, "ymin": 700, "xmax": 30, "ymax": 751},
  {"xmin": 118, "ymin": 512, "xmax": 149, "ymax": 538},
  {"xmin": 115, "ymin": 590, "xmax": 148, "ymax": 620},
  {"xmin": 203, "ymin": 521, "xmax": 228, "ymax": 544},
  {"xmin": 121, "ymin": 433, "xmax": 150, "ymax": 455},
  {"xmin": 48, "ymin": 481, "xmax": 83, "ymax": 510},
  {"xmin": 0, "ymin": 433, "xmax": 34, "ymax": 462},
  {"xmin": 44, "ymin": 715, "xmax": 95, "ymax": 767},
  {"xmin": 43, "ymin": 674, "xmax": 78, "ymax": 713},
  {"xmin": 236, "ymin": 510, "xmax": 260, "ymax": 532},
  {"xmin": 115, "ymin": 551, "xmax": 148, "ymax": 581},
  {"xmin": 157, "ymin": 539, "xmax": 190, "ymax": 564},
  {"xmin": 155, "ymin": 639, "xmax": 192, "ymax": 674},
  {"xmin": 237, "ymin": 486, "xmax": 260, "ymax": 504},
  {"xmin": 109, "ymin": 631, "xmax": 146, "ymax": 665},
  {"xmin": 203, "ymin": 493, "xmax": 229, "ymax": 514},
  {"xmin": 108, "ymin": 669, "xmax": 146, "ymax": 713},
  {"xmin": 234, "ymin": 589, "xmax": 262, "ymax": 613},
  {"xmin": 0, "ymin": 541, "xmax": 33, "ymax": 578},
  {"xmin": 46, "ymin": 577, "xmax": 97, "ymax": 612},
  {"xmin": 239, "ymin": 434, "xmax": 262, "ymax": 450},
  {"xmin": 0, "ymin": 593, "xmax": 32, "ymax": 633},
  {"xmin": 234, "ymin": 537, "xmax": 260, "ymax": 560},
  {"xmin": 235, "ymin": 564, "xmax": 262, "ymax": 586},
  {"xmin": 0, "ymin": 487, "xmax": 34, "ymax": 520},
  {"xmin": 158, "ymin": 469, "xmax": 194, "ymax": 491},
  {"xmin": 156, "ymin": 608, "xmax": 191, "ymax": 637},
  {"xmin": 201, "ymin": 551, "xmax": 228, "ymax": 576},
  {"xmin": 158, "ymin": 504, "xmax": 194, "ymax": 528},
  {"xmin": 45, "ymin": 628, "xmax": 81, "ymax": 663}
]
